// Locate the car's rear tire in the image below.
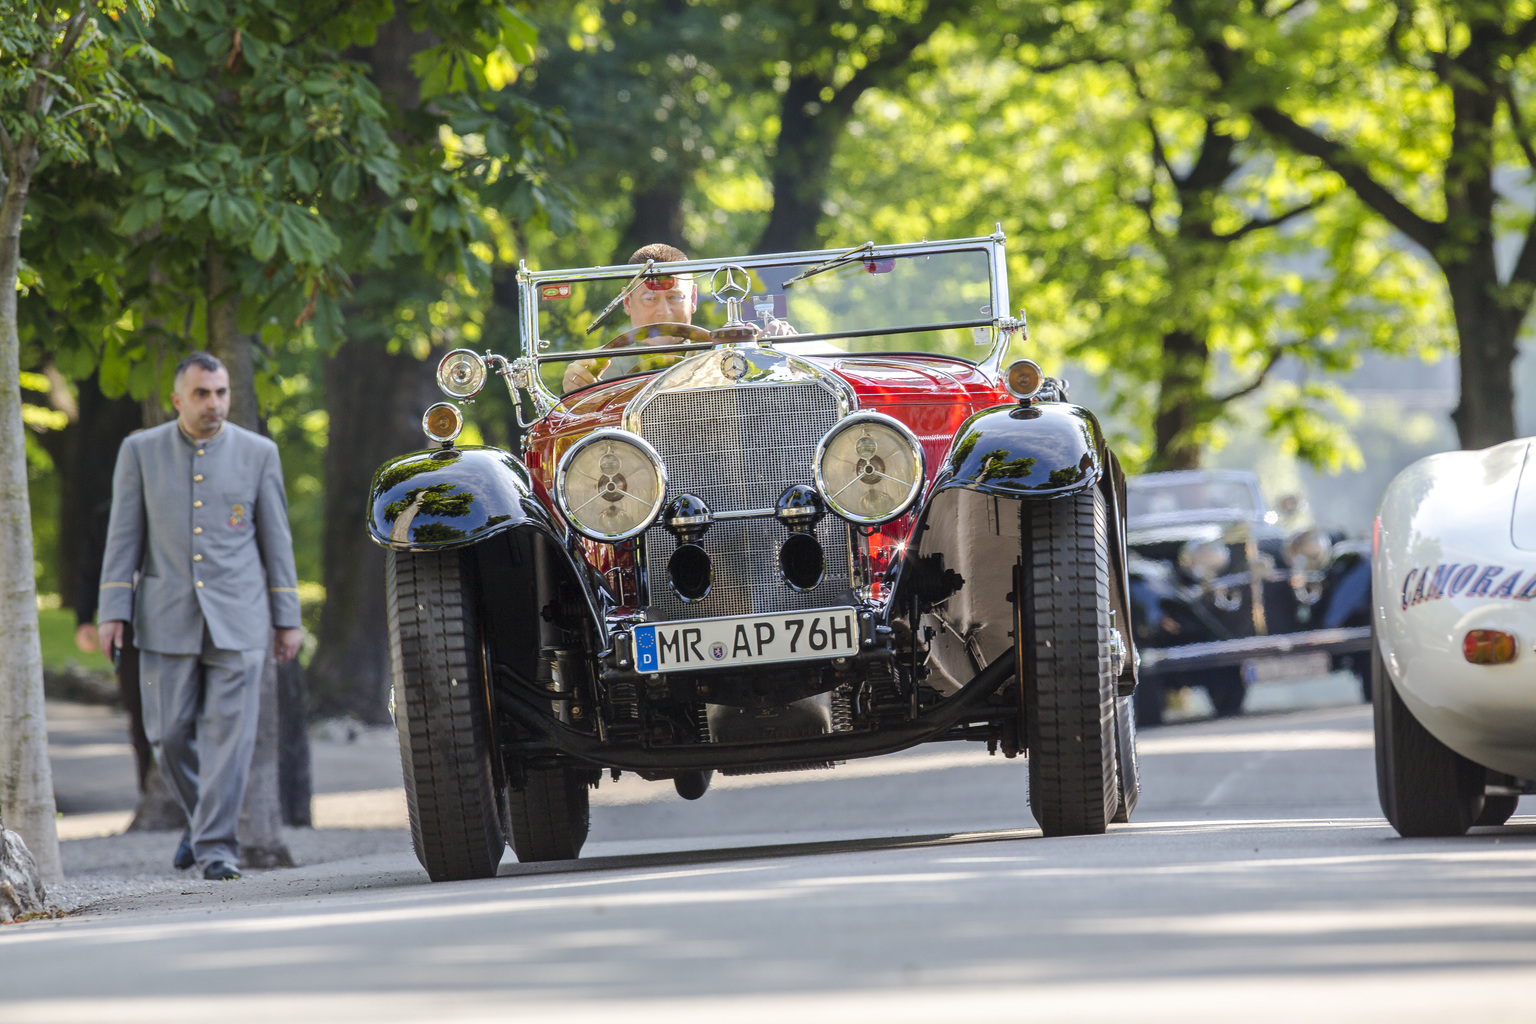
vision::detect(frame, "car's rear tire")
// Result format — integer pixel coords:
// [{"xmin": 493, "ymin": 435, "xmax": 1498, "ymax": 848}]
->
[
  {"xmin": 508, "ymin": 768, "xmax": 590, "ymax": 862},
  {"xmin": 1372, "ymin": 635, "xmax": 1484, "ymax": 837},
  {"xmin": 1474, "ymin": 793, "xmax": 1519, "ymax": 827},
  {"xmin": 1205, "ymin": 671, "xmax": 1247, "ymax": 718},
  {"xmin": 387, "ymin": 549, "xmax": 506, "ymax": 881},
  {"xmin": 1132, "ymin": 676, "xmax": 1165, "ymax": 727},
  {"xmin": 1021, "ymin": 489, "xmax": 1117, "ymax": 837},
  {"xmin": 1111, "ymin": 695, "xmax": 1139, "ymax": 823}
]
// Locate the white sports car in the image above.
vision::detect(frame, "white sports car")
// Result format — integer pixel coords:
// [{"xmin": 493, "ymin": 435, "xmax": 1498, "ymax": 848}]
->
[{"xmin": 1373, "ymin": 437, "xmax": 1536, "ymax": 836}]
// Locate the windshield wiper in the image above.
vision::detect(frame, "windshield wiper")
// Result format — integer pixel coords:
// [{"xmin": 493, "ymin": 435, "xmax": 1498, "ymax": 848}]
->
[
  {"xmin": 781, "ymin": 241, "xmax": 876, "ymax": 288},
  {"xmin": 584, "ymin": 259, "xmax": 655, "ymax": 335}
]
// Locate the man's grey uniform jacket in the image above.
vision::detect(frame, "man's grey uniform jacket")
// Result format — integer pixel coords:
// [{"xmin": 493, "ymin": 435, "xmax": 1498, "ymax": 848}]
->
[{"xmin": 98, "ymin": 421, "xmax": 300, "ymax": 653}]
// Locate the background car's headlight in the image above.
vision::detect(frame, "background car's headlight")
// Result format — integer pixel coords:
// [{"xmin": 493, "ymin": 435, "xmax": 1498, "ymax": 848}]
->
[
  {"xmin": 555, "ymin": 429, "xmax": 667, "ymax": 542},
  {"xmin": 437, "ymin": 348, "xmax": 487, "ymax": 399},
  {"xmin": 1178, "ymin": 538, "xmax": 1231, "ymax": 582},
  {"xmin": 813, "ymin": 412, "xmax": 925, "ymax": 525},
  {"xmin": 1284, "ymin": 528, "xmax": 1332, "ymax": 571}
]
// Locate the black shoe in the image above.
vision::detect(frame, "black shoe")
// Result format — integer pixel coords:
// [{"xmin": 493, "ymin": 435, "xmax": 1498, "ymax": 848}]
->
[
  {"xmin": 173, "ymin": 832, "xmax": 194, "ymax": 870},
  {"xmin": 203, "ymin": 860, "xmax": 242, "ymax": 881}
]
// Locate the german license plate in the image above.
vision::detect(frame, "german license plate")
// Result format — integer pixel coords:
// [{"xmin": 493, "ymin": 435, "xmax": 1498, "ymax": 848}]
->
[
  {"xmin": 1241, "ymin": 651, "xmax": 1331, "ymax": 684},
  {"xmin": 632, "ymin": 607, "xmax": 860, "ymax": 675}
]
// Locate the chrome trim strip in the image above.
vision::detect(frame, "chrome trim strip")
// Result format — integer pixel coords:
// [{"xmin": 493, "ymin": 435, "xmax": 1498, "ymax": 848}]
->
[{"xmin": 1138, "ymin": 626, "xmax": 1372, "ymax": 674}]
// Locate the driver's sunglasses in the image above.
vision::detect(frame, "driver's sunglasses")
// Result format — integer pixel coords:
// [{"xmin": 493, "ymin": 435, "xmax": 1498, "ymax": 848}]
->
[{"xmin": 642, "ymin": 276, "xmax": 679, "ymax": 291}]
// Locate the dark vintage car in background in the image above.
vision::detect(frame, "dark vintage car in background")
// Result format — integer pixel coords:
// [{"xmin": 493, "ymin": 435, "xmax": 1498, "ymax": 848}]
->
[
  {"xmin": 1126, "ymin": 469, "xmax": 1372, "ymax": 725},
  {"xmin": 367, "ymin": 232, "xmax": 1144, "ymax": 880}
]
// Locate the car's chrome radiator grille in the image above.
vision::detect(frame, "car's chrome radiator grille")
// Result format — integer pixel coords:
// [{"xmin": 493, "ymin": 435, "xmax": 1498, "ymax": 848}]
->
[{"xmin": 639, "ymin": 383, "xmax": 851, "ymax": 619}]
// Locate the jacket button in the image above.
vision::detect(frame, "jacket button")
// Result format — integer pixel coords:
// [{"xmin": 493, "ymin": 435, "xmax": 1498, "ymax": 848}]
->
[
  {"xmin": 193, "ymin": 554, "xmax": 203, "ymax": 562},
  {"xmin": 197, "ymin": 449, "xmax": 205, "ymax": 456},
  {"xmin": 193, "ymin": 500, "xmax": 203, "ymax": 508},
  {"xmin": 194, "ymin": 474, "xmax": 203, "ymax": 483},
  {"xmin": 196, "ymin": 580, "xmax": 204, "ymax": 588},
  {"xmin": 193, "ymin": 527, "xmax": 203, "ymax": 535}
]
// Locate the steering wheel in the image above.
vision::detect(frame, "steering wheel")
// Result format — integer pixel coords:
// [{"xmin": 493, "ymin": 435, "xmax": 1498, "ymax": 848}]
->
[{"xmin": 601, "ymin": 321, "xmax": 712, "ymax": 351}]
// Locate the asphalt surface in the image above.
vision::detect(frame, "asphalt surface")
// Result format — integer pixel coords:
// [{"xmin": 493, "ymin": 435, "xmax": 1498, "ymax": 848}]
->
[{"xmin": 9, "ymin": 676, "xmax": 1535, "ymax": 1022}]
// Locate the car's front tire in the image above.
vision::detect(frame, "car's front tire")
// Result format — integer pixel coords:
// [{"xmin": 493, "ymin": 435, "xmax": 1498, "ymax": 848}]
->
[
  {"xmin": 1020, "ymin": 489, "xmax": 1118, "ymax": 837},
  {"xmin": 1372, "ymin": 635, "xmax": 1484, "ymax": 837},
  {"xmin": 387, "ymin": 549, "xmax": 507, "ymax": 881}
]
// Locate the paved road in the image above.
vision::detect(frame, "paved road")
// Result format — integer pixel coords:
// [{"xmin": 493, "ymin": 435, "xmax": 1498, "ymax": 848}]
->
[{"xmin": 10, "ymin": 696, "xmax": 1536, "ymax": 1022}]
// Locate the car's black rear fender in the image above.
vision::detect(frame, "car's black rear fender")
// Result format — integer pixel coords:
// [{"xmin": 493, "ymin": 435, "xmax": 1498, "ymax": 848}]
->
[{"xmin": 895, "ymin": 402, "xmax": 1137, "ymax": 695}]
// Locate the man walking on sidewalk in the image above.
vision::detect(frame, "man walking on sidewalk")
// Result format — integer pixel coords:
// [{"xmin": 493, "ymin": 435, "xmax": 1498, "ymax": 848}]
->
[{"xmin": 96, "ymin": 352, "xmax": 302, "ymax": 880}]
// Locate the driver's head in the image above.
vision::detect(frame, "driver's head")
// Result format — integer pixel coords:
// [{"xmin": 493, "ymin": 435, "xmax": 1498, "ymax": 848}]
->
[{"xmin": 622, "ymin": 243, "xmax": 697, "ymax": 328}]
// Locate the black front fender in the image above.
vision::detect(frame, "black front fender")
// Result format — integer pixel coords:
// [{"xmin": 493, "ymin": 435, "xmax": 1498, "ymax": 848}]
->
[
  {"xmin": 368, "ymin": 445, "xmax": 558, "ymax": 552},
  {"xmin": 933, "ymin": 402, "xmax": 1105, "ymax": 498}
]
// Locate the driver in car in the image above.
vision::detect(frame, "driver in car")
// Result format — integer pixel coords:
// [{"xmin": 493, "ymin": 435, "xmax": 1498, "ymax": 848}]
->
[{"xmin": 562, "ymin": 243, "xmax": 697, "ymax": 393}]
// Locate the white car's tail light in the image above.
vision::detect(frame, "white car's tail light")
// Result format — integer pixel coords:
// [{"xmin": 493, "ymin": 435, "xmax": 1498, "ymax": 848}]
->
[{"xmin": 1464, "ymin": 629, "xmax": 1518, "ymax": 665}]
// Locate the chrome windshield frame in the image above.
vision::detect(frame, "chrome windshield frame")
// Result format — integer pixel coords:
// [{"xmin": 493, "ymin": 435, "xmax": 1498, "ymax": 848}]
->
[{"xmin": 514, "ymin": 230, "xmax": 1015, "ymax": 416}]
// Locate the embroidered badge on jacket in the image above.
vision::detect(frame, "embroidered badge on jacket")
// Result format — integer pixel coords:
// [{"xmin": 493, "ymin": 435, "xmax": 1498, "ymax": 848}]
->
[{"xmin": 229, "ymin": 503, "xmax": 247, "ymax": 529}]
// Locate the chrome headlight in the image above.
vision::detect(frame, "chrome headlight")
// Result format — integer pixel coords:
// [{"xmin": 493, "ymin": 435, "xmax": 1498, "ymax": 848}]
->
[
  {"xmin": 1178, "ymin": 538, "xmax": 1231, "ymax": 583},
  {"xmin": 555, "ymin": 429, "xmax": 668, "ymax": 542},
  {"xmin": 813, "ymin": 412, "xmax": 925, "ymax": 526},
  {"xmin": 436, "ymin": 348, "xmax": 487, "ymax": 399},
  {"xmin": 1284, "ymin": 528, "xmax": 1332, "ymax": 571},
  {"xmin": 421, "ymin": 402, "xmax": 464, "ymax": 446}
]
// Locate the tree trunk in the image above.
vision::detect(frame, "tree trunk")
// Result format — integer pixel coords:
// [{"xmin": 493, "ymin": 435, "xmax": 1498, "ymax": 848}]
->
[
  {"xmin": 0, "ymin": 148, "xmax": 63, "ymax": 882},
  {"xmin": 1445, "ymin": 258, "xmax": 1521, "ymax": 451},
  {"xmin": 56, "ymin": 376, "xmax": 141, "ymax": 614},
  {"xmin": 207, "ymin": 247, "xmax": 293, "ymax": 867},
  {"xmin": 0, "ymin": 807, "xmax": 46, "ymax": 922},
  {"xmin": 614, "ymin": 182, "xmax": 687, "ymax": 262},
  {"xmin": 1151, "ymin": 329, "xmax": 1207, "ymax": 471},
  {"xmin": 277, "ymin": 659, "xmax": 312, "ymax": 827},
  {"xmin": 308, "ymin": 340, "xmax": 440, "ymax": 722},
  {"xmin": 756, "ymin": 77, "xmax": 857, "ymax": 254},
  {"xmin": 309, "ymin": 11, "xmax": 449, "ymax": 724}
]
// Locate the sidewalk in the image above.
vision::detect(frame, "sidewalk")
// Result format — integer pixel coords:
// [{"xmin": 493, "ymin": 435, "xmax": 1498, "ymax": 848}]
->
[{"xmin": 42, "ymin": 702, "xmax": 413, "ymax": 915}]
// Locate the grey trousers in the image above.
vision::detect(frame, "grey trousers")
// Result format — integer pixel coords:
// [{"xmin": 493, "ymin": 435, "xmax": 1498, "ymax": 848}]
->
[{"xmin": 139, "ymin": 629, "xmax": 264, "ymax": 870}]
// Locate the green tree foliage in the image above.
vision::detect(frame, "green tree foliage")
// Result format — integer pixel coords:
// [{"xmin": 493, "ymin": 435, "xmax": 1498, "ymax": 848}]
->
[
  {"xmin": 1, "ymin": 0, "xmax": 162, "ymax": 885},
  {"xmin": 1170, "ymin": 0, "xmax": 1536, "ymax": 451},
  {"xmin": 19, "ymin": 0, "xmax": 564, "ymax": 403},
  {"xmin": 825, "ymin": 15, "xmax": 1449, "ymax": 470},
  {"xmin": 519, "ymin": 0, "xmax": 962, "ymax": 264}
]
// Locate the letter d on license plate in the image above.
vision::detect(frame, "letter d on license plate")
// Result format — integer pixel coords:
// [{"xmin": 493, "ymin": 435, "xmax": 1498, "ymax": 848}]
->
[{"xmin": 632, "ymin": 607, "xmax": 859, "ymax": 674}]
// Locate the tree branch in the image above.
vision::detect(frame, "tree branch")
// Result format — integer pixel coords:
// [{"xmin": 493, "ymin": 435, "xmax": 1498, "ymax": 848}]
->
[
  {"xmin": 1214, "ymin": 198, "xmax": 1323, "ymax": 242},
  {"xmin": 1504, "ymin": 212, "xmax": 1536, "ymax": 292},
  {"xmin": 1248, "ymin": 105, "xmax": 1442, "ymax": 252},
  {"xmin": 1504, "ymin": 83, "xmax": 1536, "ymax": 175},
  {"xmin": 1194, "ymin": 26, "xmax": 1442, "ymax": 253},
  {"xmin": 1514, "ymin": 14, "xmax": 1536, "ymax": 52},
  {"xmin": 0, "ymin": 120, "xmax": 15, "ymax": 170},
  {"xmin": 1211, "ymin": 345, "xmax": 1287, "ymax": 405},
  {"xmin": 1122, "ymin": 62, "xmax": 1181, "ymax": 186}
]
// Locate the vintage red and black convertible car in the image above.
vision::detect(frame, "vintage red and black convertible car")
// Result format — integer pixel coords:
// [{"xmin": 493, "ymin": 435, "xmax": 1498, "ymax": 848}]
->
[{"xmin": 367, "ymin": 233, "xmax": 1142, "ymax": 880}]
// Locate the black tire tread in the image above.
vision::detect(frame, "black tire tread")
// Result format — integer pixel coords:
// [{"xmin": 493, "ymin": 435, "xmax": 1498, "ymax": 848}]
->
[
  {"xmin": 508, "ymin": 768, "xmax": 590, "ymax": 862},
  {"xmin": 388, "ymin": 549, "xmax": 505, "ymax": 881},
  {"xmin": 1474, "ymin": 793, "xmax": 1519, "ymax": 828},
  {"xmin": 1025, "ymin": 489, "xmax": 1118, "ymax": 836},
  {"xmin": 1372, "ymin": 636, "xmax": 1483, "ymax": 838}
]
